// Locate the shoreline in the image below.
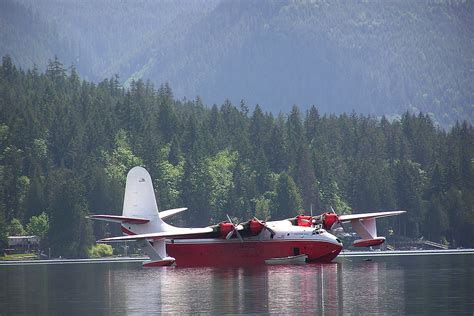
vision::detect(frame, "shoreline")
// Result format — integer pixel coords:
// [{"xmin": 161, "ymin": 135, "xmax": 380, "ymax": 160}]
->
[
  {"xmin": 0, "ymin": 256, "xmax": 147, "ymax": 266},
  {"xmin": 1, "ymin": 249, "xmax": 473, "ymax": 266}
]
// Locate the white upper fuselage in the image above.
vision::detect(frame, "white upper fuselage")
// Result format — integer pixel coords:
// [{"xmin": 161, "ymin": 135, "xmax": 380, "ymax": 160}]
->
[{"xmin": 121, "ymin": 217, "xmax": 342, "ymax": 248}]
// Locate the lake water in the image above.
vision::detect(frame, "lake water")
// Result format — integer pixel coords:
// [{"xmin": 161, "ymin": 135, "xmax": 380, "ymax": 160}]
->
[{"xmin": 1, "ymin": 254, "xmax": 473, "ymax": 314}]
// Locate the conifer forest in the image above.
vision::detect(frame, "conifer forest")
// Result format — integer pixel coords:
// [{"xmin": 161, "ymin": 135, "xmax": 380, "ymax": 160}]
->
[{"xmin": 0, "ymin": 56, "xmax": 472, "ymax": 257}]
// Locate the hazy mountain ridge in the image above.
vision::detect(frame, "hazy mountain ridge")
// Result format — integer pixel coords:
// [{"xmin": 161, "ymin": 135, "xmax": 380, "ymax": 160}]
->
[
  {"xmin": 3, "ymin": 0, "xmax": 473, "ymax": 128},
  {"xmin": 0, "ymin": 1, "xmax": 70, "ymax": 70}
]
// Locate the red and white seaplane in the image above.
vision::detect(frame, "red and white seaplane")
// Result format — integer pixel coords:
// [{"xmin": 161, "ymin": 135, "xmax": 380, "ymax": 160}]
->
[{"xmin": 89, "ymin": 167, "xmax": 405, "ymax": 267}]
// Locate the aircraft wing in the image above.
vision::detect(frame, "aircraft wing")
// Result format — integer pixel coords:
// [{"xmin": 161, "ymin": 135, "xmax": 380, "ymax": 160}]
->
[
  {"xmin": 337, "ymin": 210, "xmax": 405, "ymax": 247},
  {"xmin": 99, "ymin": 227, "xmax": 215, "ymax": 242},
  {"xmin": 338, "ymin": 210, "xmax": 405, "ymax": 223}
]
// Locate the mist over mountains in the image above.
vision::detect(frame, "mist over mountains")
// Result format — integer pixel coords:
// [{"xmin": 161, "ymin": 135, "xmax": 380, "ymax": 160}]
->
[{"xmin": 2, "ymin": 0, "xmax": 473, "ymax": 128}]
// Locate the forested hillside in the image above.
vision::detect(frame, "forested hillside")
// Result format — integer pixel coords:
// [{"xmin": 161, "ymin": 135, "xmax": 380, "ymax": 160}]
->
[
  {"xmin": 2, "ymin": 0, "xmax": 473, "ymax": 128},
  {"xmin": 0, "ymin": 57, "xmax": 472, "ymax": 257}
]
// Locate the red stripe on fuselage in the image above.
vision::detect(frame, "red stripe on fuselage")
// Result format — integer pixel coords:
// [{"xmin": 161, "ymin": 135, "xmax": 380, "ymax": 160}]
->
[
  {"xmin": 166, "ymin": 239, "xmax": 342, "ymax": 267},
  {"xmin": 121, "ymin": 226, "xmax": 136, "ymax": 235}
]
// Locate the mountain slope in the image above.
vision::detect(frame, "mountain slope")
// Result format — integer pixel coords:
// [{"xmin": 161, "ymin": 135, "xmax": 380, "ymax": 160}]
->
[
  {"xmin": 0, "ymin": 0, "xmax": 70, "ymax": 70},
  {"xmin": 4, "ymin": 0, "xmax": 473, "ymax": 127}
]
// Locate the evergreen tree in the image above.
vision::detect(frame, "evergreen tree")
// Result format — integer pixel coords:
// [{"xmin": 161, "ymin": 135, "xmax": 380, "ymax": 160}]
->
[
  {"xmin": 267, "ymin": 118, "xmax": 288, "ymax": 173},
  {"xmin": 304, "ymin": 105, "xmax": 320, "ymax": 144},
  {"xmin": 272, "ymin": 173, "xmax": 302, "ymax": 219},
  {"xmin": 180, "ymin": 156, "xmax": 211, "ymax": 226},
  {"xmin": 47, "ymin": 169, "xmax": 93, "ymax": 258},
  {"xmin": 286, "ymin": 105, "xmax": 304, "ymax": 170},
  {"xmin": 296, "ymin": 145, "xmax": 320, "ymax": 211}
]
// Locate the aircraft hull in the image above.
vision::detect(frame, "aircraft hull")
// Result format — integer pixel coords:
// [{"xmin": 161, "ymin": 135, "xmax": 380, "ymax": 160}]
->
[{"xmin": 166, "ymin": 239, "xmax": 342, "ymax": 267}]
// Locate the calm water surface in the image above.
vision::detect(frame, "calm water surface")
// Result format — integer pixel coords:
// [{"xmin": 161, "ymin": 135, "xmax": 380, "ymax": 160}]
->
[{"xmin": 1, "ymin": 255, "xmax": 473, "ymax": 315}]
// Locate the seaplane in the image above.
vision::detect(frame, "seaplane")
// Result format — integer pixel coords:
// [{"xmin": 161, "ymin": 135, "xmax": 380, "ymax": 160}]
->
[{"xmin": 88, "ymin": 167, "xmax": 405, "ymax": 267}]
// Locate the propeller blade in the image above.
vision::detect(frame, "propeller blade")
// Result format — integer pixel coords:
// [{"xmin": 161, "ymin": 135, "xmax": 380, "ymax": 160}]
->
[
  {"xmin": 226, "ymin": 214, "xmax": 244, "ymax": 242},
  {"xmin": 253, "ymin": 217, "xmax": 275, "ymax": 235},
  {"xmin": 329, "ymin": 205, "xmax": 349, "ymax": 232},
  {"xmin": 235, "ymin": 230, "xmax": 243, "ymax": 242},
  {"xmin": 226, "ymin": 229, "xmax": 234, "ymax": 240},
  {"xmin": 264, "ymin": 225, "xmax": 275, "ymax": 235}
]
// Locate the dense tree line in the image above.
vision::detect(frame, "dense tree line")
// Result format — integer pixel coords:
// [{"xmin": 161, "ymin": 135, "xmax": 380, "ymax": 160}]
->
[{"xmin": 0, "ymin": 56, "xmax": 472, "ymax": 257}]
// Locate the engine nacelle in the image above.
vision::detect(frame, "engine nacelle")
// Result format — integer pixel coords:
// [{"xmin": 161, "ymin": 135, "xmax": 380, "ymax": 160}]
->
[
  {"xmin": 248, "ymin": 219, "xmax": 264, "ymax": 236},
  {"xmin": 218, "ymin": 219, "xmax": 264, "ymax": 239},
  {"xmin": 219, "ymin": 222, "xmax": 234, "ymax": 239},
  {"xmin": 296, "ymin": 215, "xmax": 313, "ymax": 227},
  {"xmin": 322, "ymin": 212, "xmax": 339, "ymax": 230}
]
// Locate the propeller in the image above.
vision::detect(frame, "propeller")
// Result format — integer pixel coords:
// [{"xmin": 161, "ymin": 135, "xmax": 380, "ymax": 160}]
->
[
  {"xmin": 226, "ymin": 214, "xmax": 243, "ymax": 242},
  {"xmin": 253, "ymin": 217, "xmax": 276, "ymax": 235},
  {"xmin": 330, "ymin": 205, "xmax": 348, "ymax": 232}
]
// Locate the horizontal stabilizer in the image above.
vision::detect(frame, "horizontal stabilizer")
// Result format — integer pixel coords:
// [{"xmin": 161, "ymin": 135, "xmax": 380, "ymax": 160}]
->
[
  {"xmin": 87, "ymin": 215, "xmax": 150, "ymax": 224},
  {"xmin": 159, "ymin": 208, "xmax": 188, "ymax": 219},
  {"xmin": 99, "ymin": 227, "xmax": 214, "ymax": 242}
]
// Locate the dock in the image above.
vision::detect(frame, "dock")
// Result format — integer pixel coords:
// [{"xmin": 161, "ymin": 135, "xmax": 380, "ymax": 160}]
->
[{"xmin": 338, "ymin": 248, "xmax": 474, "ymax": 258}]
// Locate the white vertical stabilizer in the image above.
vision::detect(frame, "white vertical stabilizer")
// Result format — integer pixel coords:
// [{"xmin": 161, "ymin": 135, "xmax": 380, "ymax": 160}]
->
[{"xmin": 122, "ymin": 166, "xmax": 173, "ymax": 234}]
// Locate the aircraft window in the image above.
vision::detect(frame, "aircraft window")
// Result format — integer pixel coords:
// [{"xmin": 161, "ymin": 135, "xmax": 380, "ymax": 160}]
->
[{"xmin": 287, "ymin": 233, "xmax": 290, "ymax": 236}]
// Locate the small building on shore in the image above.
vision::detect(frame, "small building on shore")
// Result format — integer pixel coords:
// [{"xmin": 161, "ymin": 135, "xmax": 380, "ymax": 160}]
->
[{"xmin": 6, "ymin": 236, "xmax": 40, "ymax": 253}]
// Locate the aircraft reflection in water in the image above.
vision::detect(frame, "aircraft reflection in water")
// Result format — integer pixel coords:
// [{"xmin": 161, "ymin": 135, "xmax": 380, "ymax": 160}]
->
[
  {"xmin": 112, "ymin": 261, "xmax": 405, "ymax": 314},
  {"xmin": 3, "ymin": 255, "xmax": 471, "ymax": 314}
]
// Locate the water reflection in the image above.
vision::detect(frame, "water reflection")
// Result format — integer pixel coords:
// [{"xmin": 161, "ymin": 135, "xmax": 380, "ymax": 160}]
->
[
  {"xmin": 339, "ymin": 260, "xmax": 405, "ymax": 314},
  {"xmin": 2, "ymin": 255, "xmax": 473, "ymax": 314},
  {"xmin": 116, "ymin": 260, "xmax": 404, "ymax": 314}
]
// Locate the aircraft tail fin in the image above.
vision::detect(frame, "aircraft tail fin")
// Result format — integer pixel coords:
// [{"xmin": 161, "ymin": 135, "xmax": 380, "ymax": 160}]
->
[
  {"xmin": 88, "ymin": 166, "xmax": 179, "ymax": 235},
  {"xmin": 121, "ymin": 166, "xmax": 170, "ymax": 234}
]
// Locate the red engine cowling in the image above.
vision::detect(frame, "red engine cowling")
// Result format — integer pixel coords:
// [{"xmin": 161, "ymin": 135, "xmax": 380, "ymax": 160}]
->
[
  {"xmin": 249, "ymin": 219, "xmax": 264, "ymax": 236},
  {"xmin": 219, "ymin": 222, "xmax": 234, "ymax": 239},
  {"xmin": 322, "ymin": 212, "xmax": 339, "ymax": 230},
  {"xmin": 296, "ymin": 215, "xmax": 313, "ymax": 227}
]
